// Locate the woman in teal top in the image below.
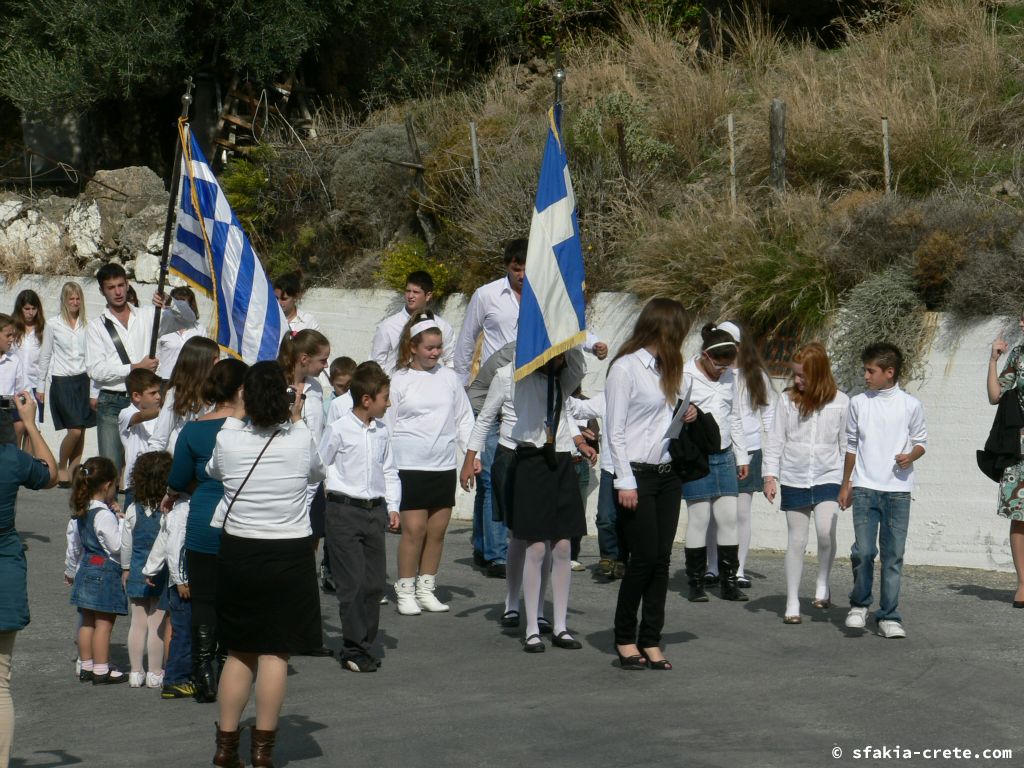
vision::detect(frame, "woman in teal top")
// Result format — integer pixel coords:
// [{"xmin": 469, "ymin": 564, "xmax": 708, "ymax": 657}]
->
[
  {"xmin": 164, "ymin": 359, "xmax": 246, "ymax": 703},
  {"xmin": 0, "ymin": 395, "xmax": 56, "ymax": 766}
]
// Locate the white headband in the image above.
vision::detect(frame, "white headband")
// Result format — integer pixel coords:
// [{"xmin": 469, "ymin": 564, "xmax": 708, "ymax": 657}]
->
[
  {"xmin": 704, "ymin": 340, "xmax": 737, "ymax": 353},
  {"xmin": 717, "ymin": 321, "xmax": 741, "ymax": 343},
  {"xmin": 410, "ymin": 319, "xmax": 441, "ymax": 338}
]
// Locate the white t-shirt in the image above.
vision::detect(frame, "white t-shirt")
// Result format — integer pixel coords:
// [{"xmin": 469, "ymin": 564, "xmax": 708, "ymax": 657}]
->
[
  {"xmin": 384, "ymin": 366, "xmax": 473, "ymax": 470},
  {"xmin": 119, "ymin": 403, "xmax": 155, "ymax": 491}
]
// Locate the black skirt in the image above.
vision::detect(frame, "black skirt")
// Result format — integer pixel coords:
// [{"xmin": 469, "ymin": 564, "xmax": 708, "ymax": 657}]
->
[
  {"xmin": 399, "ymin": 469, "xmax": 456, "ymax": 511},
  {"xmin": 216, "ymin": 533, "xmax": 321, "ymax": 655},
  {"xmin": 49, "ymin": 373, "xmax": 96, "ymax": 431},
  {"xmin": 507, "ymin": 448, "xmax": 586, "ymax": 541}
]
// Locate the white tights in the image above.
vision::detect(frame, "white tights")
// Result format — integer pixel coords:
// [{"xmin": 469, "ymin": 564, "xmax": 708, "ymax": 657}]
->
[
  {"xmin": 505, "ymin": 538, "xmax": 550, "ymax": 618},
  {"xmin": 685, "ymin": 496, "xmax": 739, "ymax": 561},
  {"xmin": 784, "ymin": 502, "xmax": 838, "ymax": 616},
  {"xmin": 707, "ymin": 492, "xmax": 753, "ymax": 577},
  {"xmin": 521, "ymin": 539, "xmax": 572, "ymax": 639},
  {"xmin": 127, "ymin": 598, "xmax": 166, "ymax": 674}
]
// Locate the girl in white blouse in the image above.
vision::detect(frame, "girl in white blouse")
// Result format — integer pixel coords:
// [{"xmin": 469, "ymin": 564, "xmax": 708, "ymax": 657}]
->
[
  {"xmin": 681, "ymin": 324, "xmax": 749, "ymax": 603},
  {"xmin": 762, "ymin": 342, "xmax": 849, "ymax": 624},
  {"xmin": 37, "ymin": 282, "xmax": 93, "ymax": 485},
  {"xmin": 147, "ymin": 337, "xmax": 220, "ymax": 456},
  {"xmin": 11, "ymin": 290, "xmax": 45, "ymax": 445},
  {"xmin": 387, "ymin": 311, "xmax": 474, "ymax": 615}
]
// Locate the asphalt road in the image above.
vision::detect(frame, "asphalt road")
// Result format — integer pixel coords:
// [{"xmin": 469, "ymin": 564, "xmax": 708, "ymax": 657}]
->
[{"xmin": 7, "ymin": 486, "xmax": 1022, "ymax": 768}]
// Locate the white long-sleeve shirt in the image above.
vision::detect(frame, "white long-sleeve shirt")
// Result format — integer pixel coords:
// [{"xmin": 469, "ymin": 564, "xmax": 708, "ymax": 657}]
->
[
  {"xmin": 207, "ymin": 418, "xmax": 326, "ymax": 539},
  {"xmin": 326, "ymin": 390, "xmax": 354, "ymax": 424},
  {"xmin": 64, "ymin": 519, "xmax": 81, "ymax": 578},
  {"xmin": 318, "ymin": 411, "xmax": 401, "ymax": 512},
  {"xmin": 37, "ymin": 315, "xmax": 87, "ymax": 393},
  {"xmin": 371, "ymin": 308, "xmax": 455, "ymax": 375},
  {"xmin": 566, "ymin": 393, "xmax": 611, "ymax": 473},
  {"xmin": 0, "ymin": 351, "xmax": 26, "ymax": 396},
  {"xmin": 142, "ymin": 499, "xmax": 188, "ymax": 585},
  {"xmin": 763, "ymin": 390, "xmax": 850, "ymax": 488},
  {"xmin": 288, "ymin": 309, "xmax": 319, "ymax": 335},
  {"xmin": 297, "ymin": 376, "xmax": 326, "ymax": 444},
  {"xmin": 120, "ymin": 502, "xmax": 161, "ymax": 570},
  {"xmin": 13, "ymin": 331, "xmax": 41, "ymax": 389},
  {"xmin": 85, "ymin": 304, "xmax": 156, "ymax": 391},
  {"xmin": 119, "ymin": 404, "xmax": 155, "ymax": 490},
  {"xmin": 64, "ymin": 501, "xmax": 122, "ymax": 576},
  {"xmin": 156, "ymin": 324, "xmax": 207, "ymax": 379},
  {"xmin": 384, "ymin": 366, "xmax": 473, "ymax": 470},
  {"xmin": 606, "ymin": 349, "xmax": 690, "ymax": 491},
  {"xmin": 846, "ymin": 385, "xmax": 928, "ymax": 492},
  {"xmin": 146, "ymin": 388, "xmax": 205, "ymax": 456},
  {"xmin": 684, "ymin": 357, "xmax": 748, "ymax": 466},
  {"xmin": 453, "ymin": 276, "xmax": 520, "ymax": 385},
  {"xmin": 468, "ymin": 363, "xmax": 518, "ymax": 452},
  {"xmin": 735, "ymin": 369, "xmax": 776, "ymax": 452}
]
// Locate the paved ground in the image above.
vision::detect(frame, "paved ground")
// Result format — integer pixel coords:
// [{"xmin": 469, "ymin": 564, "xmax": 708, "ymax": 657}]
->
[{"xmin": 7, "ymin": 486, "xmax": 1023, "ymax": 768}]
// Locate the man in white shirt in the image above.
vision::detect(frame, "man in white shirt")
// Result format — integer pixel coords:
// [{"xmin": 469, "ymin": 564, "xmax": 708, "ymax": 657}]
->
[
  {"xmin": 370, "ymin": 271, "xmax": 455, "ymax": 374},
  {"xmin": 453, "ymin": 240, "xmax": 527, "ymax": 577},
  {"xmin": 84, "ymin": 263, "xmax": 160, "ymax": 479}
]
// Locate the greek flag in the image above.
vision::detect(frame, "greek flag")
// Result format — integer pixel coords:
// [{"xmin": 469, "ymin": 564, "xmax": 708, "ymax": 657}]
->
[
  {"xmin": 169, "ymin": 123, "xmax": 287, "ymax": 363},
  {"xmin": 514, "ymin": 104, "xmax": 587, "ymax": 381}
]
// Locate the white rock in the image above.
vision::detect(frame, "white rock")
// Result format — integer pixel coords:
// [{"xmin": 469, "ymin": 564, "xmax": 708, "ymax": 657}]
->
[
  {"xmin": 0, "ymin": 200, "xmax": 24, "ymax": 228},
  {"xmin": 0, "ymin": 212, "xmax": 62, "ymax": 271},
  {"xmin": 145, "ymin": 229, "xmax": 165, "ymax": 254},
  {"xmin": 63, "ymin": 200, "xmax": 103, "ymax": 259},
  {"xmin": 133, "ymin": 252, "xmax": 162, "ymax": 283}
]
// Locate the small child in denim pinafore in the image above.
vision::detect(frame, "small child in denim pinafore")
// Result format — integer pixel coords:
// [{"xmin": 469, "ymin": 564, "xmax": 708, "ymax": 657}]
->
[
  {"xmin": 65, "ymin": 456, "xmax": 128, "ymax": 685},
  {"xmin": 120, "ymin": 451, "xmax": 172, "ymax": 689}
]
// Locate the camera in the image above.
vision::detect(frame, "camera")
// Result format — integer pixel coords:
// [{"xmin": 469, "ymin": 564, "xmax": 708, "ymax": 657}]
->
[{"xmin": 0, "ymin": 395, "xmax": 24, "ymax": 411}]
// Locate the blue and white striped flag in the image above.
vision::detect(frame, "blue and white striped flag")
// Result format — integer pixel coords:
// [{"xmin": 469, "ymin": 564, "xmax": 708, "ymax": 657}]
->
[
  {"xmin": 170, "ymin": 124, "xmax": 287, "ymax": 363},
  {"xmin": 514, "ymin": 104, "xmax": 587, "ymax": 381}
]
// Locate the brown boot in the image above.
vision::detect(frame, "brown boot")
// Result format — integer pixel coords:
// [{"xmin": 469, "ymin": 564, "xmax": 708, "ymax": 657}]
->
[
  {"xmin": 212, "ymin": 723, "xmax": 243, "ymax": 768},
  {"xmin": 250, "ymin": 726, "xmax": 278, "ymax": 768}
]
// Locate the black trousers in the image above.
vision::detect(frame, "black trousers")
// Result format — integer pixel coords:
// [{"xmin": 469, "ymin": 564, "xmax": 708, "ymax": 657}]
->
[
  {"xmin": 323, "ymin": 499, "xmax": 387, "ymax": 657},
  {"xmin": 613, "ymin": 471, "xmax": 682, "ymax": 647}
]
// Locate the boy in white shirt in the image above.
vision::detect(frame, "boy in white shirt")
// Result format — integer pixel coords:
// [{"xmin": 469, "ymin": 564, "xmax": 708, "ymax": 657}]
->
[
  {"xmin": 839, "ymin": 343, "xmax": 927, "ymax": 639},
  {"xmin": 118, "ymin": 369, "xmax": 162, "ymax": 510},
  {"xmin": 318, "ymin": 362, "xmax": 401, "ymax": 673}
]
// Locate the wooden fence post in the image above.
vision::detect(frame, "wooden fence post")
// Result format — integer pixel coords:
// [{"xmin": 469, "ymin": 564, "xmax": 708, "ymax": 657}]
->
[{"xmin": 769, "ymin": 98, "xmax": 786, "ymax": 193}]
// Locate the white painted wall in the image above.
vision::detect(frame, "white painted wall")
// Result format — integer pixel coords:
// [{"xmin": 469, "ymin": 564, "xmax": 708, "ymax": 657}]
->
[{"xmin": 3, "ymin": 276, "xmax": 1013, "ymax": 571}]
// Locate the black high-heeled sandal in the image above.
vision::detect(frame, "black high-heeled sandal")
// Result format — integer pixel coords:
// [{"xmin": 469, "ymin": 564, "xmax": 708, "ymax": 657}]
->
[
  {"xmin": 615, "ymin": 648, "xmax": 647, "ymax": 670},
  {"xmin": 639, "ymin": 648, "xmax": 672, "ymax": 670}
]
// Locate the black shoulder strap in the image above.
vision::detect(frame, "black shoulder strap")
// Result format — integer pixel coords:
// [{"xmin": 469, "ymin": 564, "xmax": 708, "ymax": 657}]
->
[{"xmin": 102, "ymin": 317, "xmax": 131, "ymax": 365}]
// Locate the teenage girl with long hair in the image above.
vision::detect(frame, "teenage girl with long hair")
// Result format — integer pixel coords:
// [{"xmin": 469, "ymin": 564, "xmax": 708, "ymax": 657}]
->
[
  {"xmin": 607, "ymin": 298, "xmax": 694, "ymax": 670},
  {"xmin": 682, "ymin": 324, "xmax": 749, "ymax": 603},
  {"xmin": 66, "ymin": 456, "xmax": 128, "ymax": 684},
  {"xmin": 706, "ymin": 321, "xmax": 775, "ymax": 589},
  {"xmin": 388, "ymin": 311, "xmax": 474, "ymax": 615},
  {"xmin": 764, "ymin": 342, "xmax": 849, "ymax": 623},
  {"xmin": 156, "ymin": 286, "xmax": 207, "ymax": 379},
  {"xmin": 11, "ymin": 290, "xmax": 45, "ymax": 446},
  {"xmin": 37, "ymin": 281, "xmax": 94, "ymax": 485},
  {"xmin": 147, "ymin": 336, "xmax": 220, "ymax": 455}
]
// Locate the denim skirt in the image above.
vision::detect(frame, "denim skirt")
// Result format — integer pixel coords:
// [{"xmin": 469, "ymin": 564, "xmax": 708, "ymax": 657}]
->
[
  {"xmin": 736, "ymin": 449, "xmax": 763, "ymax": 494},
  {"xmin": 780, "ymin": 483, "xmax": 841, "ymax": 511},
  {"xmin": 682, "ymin": 450, "xmax": 738, "ymax": 501},
  {"xmin": 70, "ymin": 557, "xmax": 128, "ymax": 615}
]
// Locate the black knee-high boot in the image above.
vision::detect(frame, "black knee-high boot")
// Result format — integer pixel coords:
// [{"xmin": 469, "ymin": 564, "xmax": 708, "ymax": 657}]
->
[
  {"xmin": 192, "ymin": 625, "xmax": 218, "ymax": 703},
  {"xmin": 718, "ymin": 544, "xmax": 749, "ymax": 602},
  {"xmin": 684, "ymin": 547, "xmax": 709, "ymax": 602}
]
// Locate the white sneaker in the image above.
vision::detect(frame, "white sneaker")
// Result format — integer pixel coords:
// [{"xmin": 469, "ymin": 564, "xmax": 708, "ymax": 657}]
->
[
  {"xmin": 146, "ymin": 671, "xmax": 164, "ymax": 688},
  {"xmin": 128, "ymin": 671, "xmax": 146, "ymax": 688},
  {"xmin": 877, "ymin": 620, "xmax": 906, "ymax": 639},
  {"xmin": 570, "ymin": 560, "xmax": 585, "ymax": 572},
  {"xmin": 845, "ymin": 607, "xmax": 869, "ymax": 628}
]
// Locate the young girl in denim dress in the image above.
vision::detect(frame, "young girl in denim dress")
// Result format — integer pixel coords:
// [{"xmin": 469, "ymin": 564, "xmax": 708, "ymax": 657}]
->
[
  {"xmin": 120, "ymin": 451, "xmax": 172, "ymax": 689},
  {"xmin": 66, "ymin": 456, "xmax": 128, "ymax": 684}
]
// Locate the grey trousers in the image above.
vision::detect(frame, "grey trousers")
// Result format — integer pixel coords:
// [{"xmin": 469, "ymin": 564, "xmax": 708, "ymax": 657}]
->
[{"xmin": 323, "ymin": 499, "xmax": 387, "ymax": 657}]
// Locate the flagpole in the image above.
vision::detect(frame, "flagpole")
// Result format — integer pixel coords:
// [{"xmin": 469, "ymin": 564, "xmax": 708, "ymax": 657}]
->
[
  {"xmin": 149, "ymin": 76, "xmax": 195, "ymax": 359},
  {"xmin": 553, "ymin": 47, "xmax": 565, "ymax": 107}
]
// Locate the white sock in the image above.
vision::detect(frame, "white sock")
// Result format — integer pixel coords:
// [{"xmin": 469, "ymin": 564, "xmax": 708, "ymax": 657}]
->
[
  {"xmin": 549, "ymin": 539, "xmax": 572, "ymax": 636},
  {"xmin": 813, "ymin": 502, "xmax": 839, "ymax": 601},
  {"xmin": 785, "ymin": 509, "xmax": 811, "ymax": 616},
  {"xmin": 737, "ymin": 492, "xmax": 753, "ymax": 576}
]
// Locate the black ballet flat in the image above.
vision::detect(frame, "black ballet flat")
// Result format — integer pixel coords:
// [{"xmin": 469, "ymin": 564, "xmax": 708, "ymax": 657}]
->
[
  {"xmin": 551, "ymin": 631, "xmax": 582, "ymax": 650},
  {"xmin": 537, "ymin": 617, "xmax": 553, "ymax": 634},
  {"xmin": 1013, "ymin": 601, "xmax": 1024, "ymax": 609},
  {"xmin": 523, "ymin": 633, "xmax": 545, "ymax": 653},
  {"xmin": 616, "ymin": 650, "xmax": 647, "ymax": 670},
  {"xmin": 500, "ymin": 610, "xmax": 520, "ymax": 628},
  {"xmin": 639, "ymin": 648, "xmax": 672, "ymax": 670}
]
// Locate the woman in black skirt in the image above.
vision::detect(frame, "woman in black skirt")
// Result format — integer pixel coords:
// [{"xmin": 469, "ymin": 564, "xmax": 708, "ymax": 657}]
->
[
  {"xmin": 386, "ymin": 312, "xmax": 475, "ymax": 615},
  {"xmin": 36, "ymin": 281, "xmax": 94, "ymax": 486},
  {"xmin": 205, "ymin": 361, "xmax": 326, "ymax": 768},
  {"xmin": 606, "ymin": 298, "xmax": 694, "ymax": 670}
]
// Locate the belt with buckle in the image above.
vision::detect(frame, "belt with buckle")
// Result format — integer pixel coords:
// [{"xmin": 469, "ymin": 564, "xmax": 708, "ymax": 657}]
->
[
  {"xmin": 99, "ymin": 389, "xmax": 129, "ymax": 397},
  {"xmin": 326, "ymin": 492, "xmax": 384, "ymax": 510},
  {"xmin": 630, "ymin": 461, "xmax": 674, "ymax": 476}
]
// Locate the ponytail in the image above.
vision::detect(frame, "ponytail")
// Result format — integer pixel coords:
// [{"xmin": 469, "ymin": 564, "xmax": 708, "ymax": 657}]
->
[
  {"xmin": 69, "ymin": 457, "xmax": 118, "ymax": 518},
  {"xmin": 278, "ymin": 329, "xmax": 329, "ymax": 380}
]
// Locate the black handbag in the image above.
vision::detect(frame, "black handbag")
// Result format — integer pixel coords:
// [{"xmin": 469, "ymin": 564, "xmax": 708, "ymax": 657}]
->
[{"xmin": 668, "ymin": 405, "xmax": 721, "ymax": 483}]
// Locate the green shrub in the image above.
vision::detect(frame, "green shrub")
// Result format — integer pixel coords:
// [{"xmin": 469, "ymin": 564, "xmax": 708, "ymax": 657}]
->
[{"xmin": 375, "ymin": 238, "xmax": 453, "ymax": 298}]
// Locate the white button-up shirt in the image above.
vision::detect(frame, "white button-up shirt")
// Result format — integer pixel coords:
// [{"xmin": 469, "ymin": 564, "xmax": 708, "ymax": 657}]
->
[
  {"xmin": 453, "ymin": 276, "xmax": 520, "ymax": 385},
  {"xmin": 606, "ymin": 349, "xmax": 689, "ymax": 491},
  {"xmin": 735, "ymin": 369, "xmax": 777, "ymax": 452},
  {"xmin": 566, "ymin": 393, "xmax": 611, "ymax": 473},
  {"xmin": 13, "ymin": 331, "xmax": 41, "ymax": 389},
  {"xmin": 85, "ymin": 305, "xmax": 156, "ymax": 392},
  {"xmin": 762, "ymin": 390, "xmax": 850, "ymax": 488},
  {"xmin": 37, "ymin": 315, "xmax": 87, "ymax": 393},
  {"xmin": 684, "ymin": 357, "xmax": 749, "ymax": 466},
  {"xmin": 318, "ymin": 411, "xmax": 401, "ymax": 512},
  {"xmin": 156, "ymin": 324, "xmax": 207, "ymax": 379},
  {"xmin": 0, "ymin": 351, "xmax": 27, "ymax": 396},
  {"xmin": 288, "ymin": 309, "xmax": 319, "ymax": 335},
  {"xmin": 384, "ymin": 366, "xmax": 473, "ymax": 470},
  {"xmin": 371, "ymin": 308, "xmax": 455, "ymax": 375},
  {"xmin": 468, "ymin": 362, "xmax": 517, "ymax": 451}
]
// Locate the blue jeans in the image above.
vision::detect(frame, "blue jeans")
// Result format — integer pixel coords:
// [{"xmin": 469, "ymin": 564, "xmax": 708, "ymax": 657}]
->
[
  {"xmin": 96, "ymin": 391, "xmax": 129, "ymax": 479},
  {"xmin": 849, "ymin": 489, "xmax": 911, "ymax": 622},
  {"xmin": 166, "ymin": 586, "xmax": 192, "ymax": 685},
  {"xmin": 596, "ymin": 469, "xmax": 620, "ymax": 560},
  {"xmin": 471, "ymin": 426, "xmax": 507, "ymax": 564}
]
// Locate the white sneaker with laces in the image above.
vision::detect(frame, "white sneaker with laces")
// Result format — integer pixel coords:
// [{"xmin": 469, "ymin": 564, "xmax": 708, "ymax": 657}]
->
[
  {"xmin": 845, "ymin": 606, "xmax": 869, "ymax": 628},
  {"xmin": 877, "ymin": 620, "xmax": 906, "ymax": 639},
  {"xmin": 146, "ymin": 671, "xmax": 164, "ymax": 688},
  {"xmin": 570, "ymin": 560, "xmax": 585, "ymax": 572},
  {"xmin": 128, "ymin": 671, "xmax": 145, "ymax": 688}
]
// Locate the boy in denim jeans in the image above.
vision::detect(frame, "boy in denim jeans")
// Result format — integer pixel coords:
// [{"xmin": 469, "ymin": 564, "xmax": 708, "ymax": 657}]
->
[{"xmin": 838, "ymin": 342, "xmax": 927, "ymax": 639}]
